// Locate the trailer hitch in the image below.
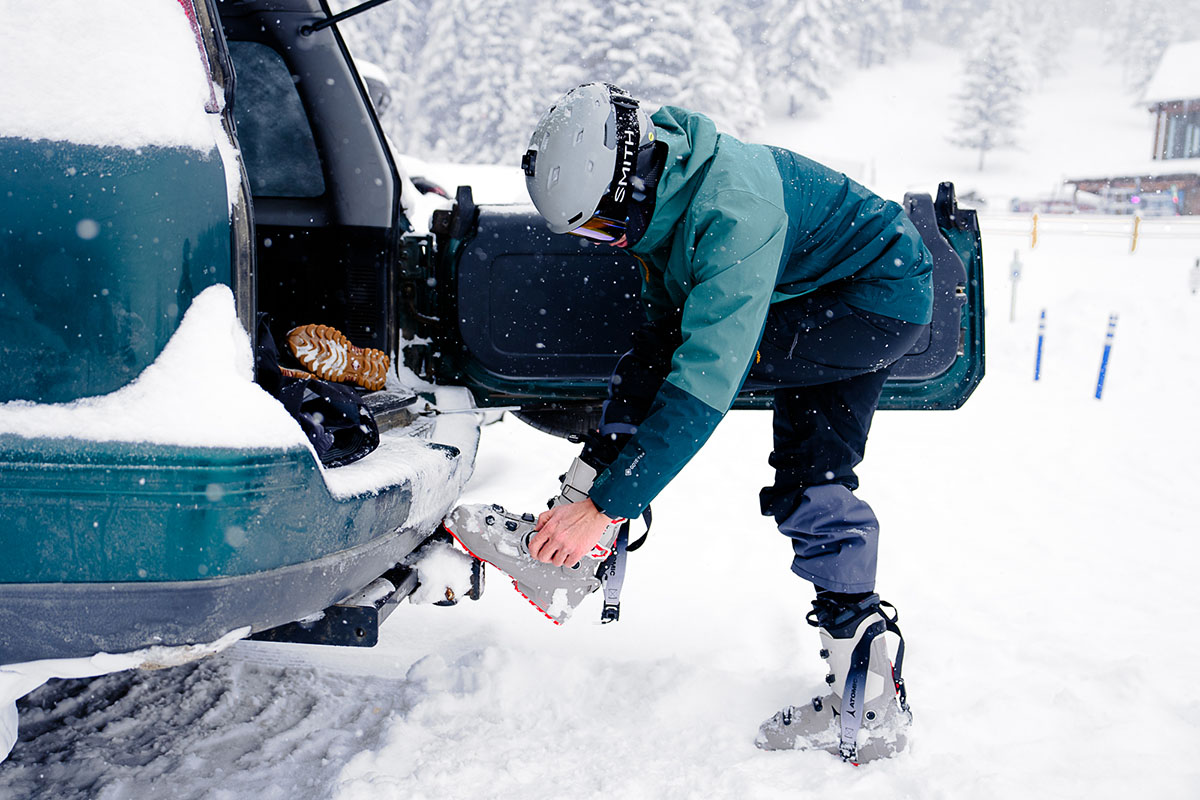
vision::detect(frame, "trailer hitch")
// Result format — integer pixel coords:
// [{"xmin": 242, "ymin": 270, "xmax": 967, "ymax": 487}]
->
[{"xmin": 248, "ymin": 533, "xmax": 484, "ymax": 647}]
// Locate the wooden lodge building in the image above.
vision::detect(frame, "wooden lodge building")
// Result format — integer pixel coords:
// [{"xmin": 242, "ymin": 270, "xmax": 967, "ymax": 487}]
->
[{"xmin": 1066, "ymin": 40, "xmax": 1200, "ymax": 216}]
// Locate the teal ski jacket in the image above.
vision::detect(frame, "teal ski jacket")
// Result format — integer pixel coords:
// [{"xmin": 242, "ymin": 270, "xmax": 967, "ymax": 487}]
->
[{"xmin": 588, "ymin": 107, "xmax": 934, "ymax": 520}]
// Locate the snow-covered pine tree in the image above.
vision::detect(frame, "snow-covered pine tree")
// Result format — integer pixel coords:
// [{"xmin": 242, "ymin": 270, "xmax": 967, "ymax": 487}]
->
[
  {"xmin": 331, "ymin": 0, "xmax": 432, "ymax": 154},
  {"xmin": 848, "ymin": 0, "xmax": 907, "ymax": 69},
  {"xmin": 1018, "ymin": 0, "xmax": 1075, "ymax": 86},
  {"xmin": 1107, "ymin": 0, "xmax": 1175, "ymax": 98},
  {"xmin": 911, "ymin": 0, "xmax": 991, "ymax": 47},
  {"xmin": 677, "ymin": 0, "xmax": 763, "ymax": 134},
  {"xmin": 331, "ymin": 0, "xmax": 390, "ymax": 67},
  {"xmin": 536, "ymin": 0, "xmax": 608, "ymax": 107},
  {"xmin": 411, "ymin": 0, "xmax": 544, "ymax": 164},
  {"xmin": 718, "ymin": 0, "xmax": 773, "ymax": 50},
  {"xmin": 910, "ymin": 0, "xmax": 1074, "ymax": 89},
  {"xmin": 378, "ymin": 0, "xmax": 435, "ymax": 152},
  {"xmin": 951, "ymin": 4, "xmax": 1030, "ymax": 170},
  {"xmin": 717, "ymin": 0, "xmax": 773, "ymax": 102},
  {"xmin": 864, "ymin": 0, "xmax": 907, "ymax": 68},
  {"xmin": 588, "ymin": 0, "xmax": 695, "ymax": 109},
  {"xmin": 759, "ymin": 0, "xmax": 836, "ymax": 117}
]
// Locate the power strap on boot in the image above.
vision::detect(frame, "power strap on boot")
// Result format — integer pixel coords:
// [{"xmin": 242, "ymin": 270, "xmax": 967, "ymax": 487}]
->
[
  {"xmin": 838, "ymin": 619, "xmax": 887, "ymax": 763},
  {"xmin": 837, "ymin": 602, "xmax": 907, "ymax": 763},
  {"xmin": 598, "ymin": 505, "xmax": 651, "ymax": 623},
  {"xmin": 880, "ymin": 600, "xmax": 909, "ymax": 713},
  {"xmin": 599, "ymin": 522, "xmax": 629, "ymax": 623}
]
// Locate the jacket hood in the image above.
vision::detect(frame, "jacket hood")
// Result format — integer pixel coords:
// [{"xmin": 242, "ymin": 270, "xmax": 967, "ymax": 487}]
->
[{"xmin": 631, "ymin": 106, "xmax": 721, "ymax": 254}]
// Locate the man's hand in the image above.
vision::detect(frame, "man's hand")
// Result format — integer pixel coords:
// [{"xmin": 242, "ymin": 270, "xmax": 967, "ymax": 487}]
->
[{"xmin": 529, "ymin": 499, "xmax": 612, "ymax": 568}]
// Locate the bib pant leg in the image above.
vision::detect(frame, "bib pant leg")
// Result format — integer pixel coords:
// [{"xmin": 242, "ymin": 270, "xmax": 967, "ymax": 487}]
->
[{"xmin": 750, "ymin": 291, "xmax": 928, "ymax": 594}]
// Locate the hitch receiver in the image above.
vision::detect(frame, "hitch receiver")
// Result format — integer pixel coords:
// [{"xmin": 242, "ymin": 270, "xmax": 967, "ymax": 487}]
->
[{"xmin": 248, "ymin": 563, "xmax": 420, "ymax": 647}]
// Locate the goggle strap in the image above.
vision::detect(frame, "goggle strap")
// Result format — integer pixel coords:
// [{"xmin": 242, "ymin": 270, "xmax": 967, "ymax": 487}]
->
[{"xmin": 595, "ymin": 93, "xmax": 640, "ymax": 228}]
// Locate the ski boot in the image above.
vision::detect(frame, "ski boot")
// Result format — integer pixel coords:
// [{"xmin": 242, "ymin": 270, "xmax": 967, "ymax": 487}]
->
[
  {"xmin": 756, "ymin": 594, "xmax": 912, "ymax": 764},
  {"xmin": 440, "ymin": 457, "xmax": 624, "ymax": 624}
]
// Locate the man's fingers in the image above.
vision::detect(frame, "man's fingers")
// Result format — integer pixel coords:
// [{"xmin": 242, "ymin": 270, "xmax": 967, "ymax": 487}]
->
[
  {"xmin": 528, "ymin": 529, "xmax": 550, "ymax": 561},
  {"xmin": 527, "ymin": 505, "xmax": 594, "ymax": 566},
  {"xmin": 539, "ymin": 537, "xmax": 575, "ymax": 567},
  {"xmin": 554, "ymin": 544, "xmax": 581, "ymax": 568},
  {"xmin": 529, "ymin": 526, "xmax": 567, "ymax": 565}
]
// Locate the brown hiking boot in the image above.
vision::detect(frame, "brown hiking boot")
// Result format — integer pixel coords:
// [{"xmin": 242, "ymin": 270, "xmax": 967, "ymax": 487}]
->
[{"xmin": 285, "ymin": 324, "xmax": 390, "ymax": 391}]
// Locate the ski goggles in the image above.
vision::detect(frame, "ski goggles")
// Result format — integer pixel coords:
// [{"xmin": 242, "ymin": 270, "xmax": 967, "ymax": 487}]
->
[{"xmin": 568, "ymin": 213, "xmax": 627, "ymax": 243}]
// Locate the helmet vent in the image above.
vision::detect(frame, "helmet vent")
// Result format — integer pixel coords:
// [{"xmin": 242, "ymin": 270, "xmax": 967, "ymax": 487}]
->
[
  {"xmin": 575, "ymin": 129, "xmax": 585, "ymax": 145},
  {"xmin": 549, "ymin": 166, "xmax": 560, "ymax": 187},
  {"xmin": 585, "ymin": 159, "xmax": 594, "ymax": 174}
]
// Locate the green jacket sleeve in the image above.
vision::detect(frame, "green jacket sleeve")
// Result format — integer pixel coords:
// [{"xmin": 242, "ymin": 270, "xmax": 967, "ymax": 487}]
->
[{"xmin": 590, "ymin": 191, "xmax": 788, "ymax": 519}]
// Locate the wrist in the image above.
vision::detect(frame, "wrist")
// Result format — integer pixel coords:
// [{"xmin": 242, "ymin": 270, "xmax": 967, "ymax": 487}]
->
[{"xmin": 589, "ymin": 499, "xmax": 625, "ymax": 525}]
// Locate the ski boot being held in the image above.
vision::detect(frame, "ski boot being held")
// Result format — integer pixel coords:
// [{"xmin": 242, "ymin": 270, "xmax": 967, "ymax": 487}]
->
[
  {"xmin": 441, "ymin": 456, "xmax": 625, "ymax": 624},
  {"xmin": 756, "ymin": 593, "xmax": 912, "ymax": 764}
]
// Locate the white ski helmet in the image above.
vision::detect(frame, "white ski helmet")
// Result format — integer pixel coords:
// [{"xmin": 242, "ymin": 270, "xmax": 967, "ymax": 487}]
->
[{"xmin": 522, "ymin": 83, "xmax": 656, "ymax": 241}]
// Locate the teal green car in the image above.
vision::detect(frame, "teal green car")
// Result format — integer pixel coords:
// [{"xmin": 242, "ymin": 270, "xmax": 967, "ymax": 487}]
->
[{"xmin": 0, "ymin": 0, "xmax": 480, "ymax": 669}]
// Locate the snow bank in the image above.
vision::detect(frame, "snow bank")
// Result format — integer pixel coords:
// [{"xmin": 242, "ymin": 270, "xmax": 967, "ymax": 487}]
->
[
  {"xmin": 0, "ymin": 285, "xmax": 307, "ymax": 450},
  {"xmin": 0, "ymin": 0, "xmax": 220, "ymax": 152}
]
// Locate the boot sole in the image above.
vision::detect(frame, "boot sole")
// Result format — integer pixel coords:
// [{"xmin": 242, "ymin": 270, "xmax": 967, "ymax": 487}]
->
[
  {"xmin": 439, "ymin": 521, "xmax": 564, "ymax": 626},
  {"xmin": 286, "ymin": 324, "xmax": 390, "ymax": 391}
]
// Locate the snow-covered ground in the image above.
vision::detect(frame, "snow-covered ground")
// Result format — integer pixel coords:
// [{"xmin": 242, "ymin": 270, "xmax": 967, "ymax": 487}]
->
[{"xmin": 4, "ymin": 28, "xmax": 1200, "ymax": 800}]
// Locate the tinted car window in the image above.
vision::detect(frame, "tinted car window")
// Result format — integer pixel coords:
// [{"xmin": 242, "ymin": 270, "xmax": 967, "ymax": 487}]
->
[{"xmin": 228, "ymin": 40, "xmax": 325, "ymax": 197}]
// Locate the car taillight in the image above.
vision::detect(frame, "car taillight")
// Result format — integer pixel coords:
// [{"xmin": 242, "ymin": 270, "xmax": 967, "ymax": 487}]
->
[{"xmin": 175, "ymin": 0, "xmax": 221, "ymax": 113}]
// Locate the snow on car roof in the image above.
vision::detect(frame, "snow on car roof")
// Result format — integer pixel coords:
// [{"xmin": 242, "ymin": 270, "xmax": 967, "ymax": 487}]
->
[
  {"xmin": 1143, "ymin": 40, "xmax": 1200, "ymax": 105},
  {"xmin": 0, "ymin": 0, "xmax": 220, "ymax": 151}
]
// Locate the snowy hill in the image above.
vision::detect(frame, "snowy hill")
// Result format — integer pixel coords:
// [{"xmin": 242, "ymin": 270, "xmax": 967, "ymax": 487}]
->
[
  {"xmin": 769, "ymin": 28, "xmax": 1152, "ymax": 209},
  {"xmin": 3, "ymin": 28, "xmax": 1200, "ymax": 800}
]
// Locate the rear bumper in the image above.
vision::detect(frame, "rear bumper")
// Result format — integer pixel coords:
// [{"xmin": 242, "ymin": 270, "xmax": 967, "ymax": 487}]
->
[
  {"xmin": 0, "ymin": 525, "xmax": 429, "ymax": 664},
  {"xmin": 0, "ymin": 431, "xmax": 474, "ymax": 664}
]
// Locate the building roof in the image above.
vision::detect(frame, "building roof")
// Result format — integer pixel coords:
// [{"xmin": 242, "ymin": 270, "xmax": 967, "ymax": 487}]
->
[{"xmin": 1143, "ymin": 40, "xmax": 1200, "ymax": 105}]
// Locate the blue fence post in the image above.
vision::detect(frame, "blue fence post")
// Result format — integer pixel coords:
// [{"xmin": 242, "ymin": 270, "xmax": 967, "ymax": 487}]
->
[
  {"xmin": 1034, "ymin": 309, "xmax": 1046, "ymax": 381},
  {"xmin": 1095, "ymin": 313, "xmax": 1119, "ymax": 400}
]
